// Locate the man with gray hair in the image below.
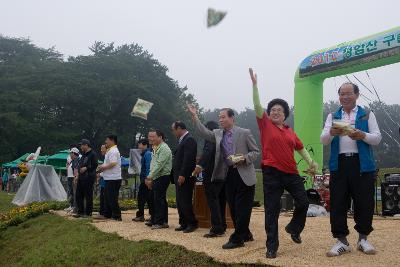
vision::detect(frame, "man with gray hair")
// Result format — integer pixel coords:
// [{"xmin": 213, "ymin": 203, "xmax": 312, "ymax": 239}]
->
[
  {"xmin": 321, "ymin": 82, "xmax": 381, "ymax": 257},
  {"xmin": 187, "ymin": 104, "xmax": 259, "ymax": 249}
]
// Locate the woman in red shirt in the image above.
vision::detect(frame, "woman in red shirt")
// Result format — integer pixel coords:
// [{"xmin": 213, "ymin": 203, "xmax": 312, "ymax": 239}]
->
[{"xmin": 249, "ymin": 68, "xmax": 318, "ymax": 259}]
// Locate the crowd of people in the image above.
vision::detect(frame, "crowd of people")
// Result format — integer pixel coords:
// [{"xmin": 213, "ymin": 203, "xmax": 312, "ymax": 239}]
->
[
  {"xmin": 65, "ymin": 135, "xmax": 123, "ymax": 221},
  {"xmin": 24, "ymin": 68, "xmax": 382, "ymax": 260},
  {"xmin": 1, "ymin": 168, "xmax": 20, "ymax": 193}
]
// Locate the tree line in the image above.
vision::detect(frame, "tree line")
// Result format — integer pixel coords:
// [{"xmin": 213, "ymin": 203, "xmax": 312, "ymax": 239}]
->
[
  {"xmin": 0, "ymin": 36, "xmax": 197, "ymax": 162},
  {"xmin": 0, "ymin": 36, "xmax": 398, "ymax": 168}
]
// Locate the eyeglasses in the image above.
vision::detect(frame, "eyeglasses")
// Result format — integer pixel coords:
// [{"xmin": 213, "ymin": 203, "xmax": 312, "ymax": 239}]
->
[
  {"xmin": 270, "ymin": 108, "xmax": 284, "ymax": 114},
  {"xmin": 339, "ymin": 92, "xmax": 356, "ymax": 97}
]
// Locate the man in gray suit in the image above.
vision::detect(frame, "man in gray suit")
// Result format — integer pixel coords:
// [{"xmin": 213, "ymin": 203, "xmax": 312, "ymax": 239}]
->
[{"xmin": 187, "ymin": 104, "xmax": 260, "ymax": 249}]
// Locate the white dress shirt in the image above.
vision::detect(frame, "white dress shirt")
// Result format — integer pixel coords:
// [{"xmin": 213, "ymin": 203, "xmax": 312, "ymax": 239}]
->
[
  {"xmin": 179, "ymin": 131, "xmax": 189, "ymax": 144},
  {"xmin": 320, "ymin": 106, "xmax": 382, "ymax": 153},
  {"xmin": 66, "ymin": 155, "xmax": 74, "ymax": 177}
]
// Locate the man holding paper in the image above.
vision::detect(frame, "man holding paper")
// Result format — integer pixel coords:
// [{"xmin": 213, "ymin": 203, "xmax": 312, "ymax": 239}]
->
[
  {"xmin": 187, "ymin": 104, "xmax": 260, "ymax": 250},
  {"xmin": 320, "ymin": 82, "xmax": 381, "ymax": 257}
]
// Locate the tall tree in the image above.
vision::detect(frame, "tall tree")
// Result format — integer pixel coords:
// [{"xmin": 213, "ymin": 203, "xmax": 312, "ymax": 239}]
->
[{"xmin": 0, "ymin": 37, "xmax": 197, "ymax": 162}]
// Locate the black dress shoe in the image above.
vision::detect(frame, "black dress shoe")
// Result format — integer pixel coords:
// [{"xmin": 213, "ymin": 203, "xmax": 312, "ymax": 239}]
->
[
  {"xmin": 222, "ymin": 241, "xmax": 244, "ymax": 249},
  {"xmin": 183, "ymin": 225, "xmax": 198, "ymax": 233},
  {"xmin": 175, "ymin": 225, "xmax": 187, "ymax": 231},
  {"xmin": 266, "ymin": 250, "xmax": 277, "ymax": 258},
  {"xmin": 244, "ymin": 234, "xmax": 254, "ymax": 242},
  {"xmin": 285, "ymin": 225, "xmax": 302, "ymax": 244},
  {"xmin": 151, "ymin": 224, "xmax": 164, "ymax": 230},
  {"xmin": 132, "ymin": 216, "xmax": 144, "ymax": 222},
  {"xmin": 203, "ymin": 232, "xmax": 224, "ymax": 238}
]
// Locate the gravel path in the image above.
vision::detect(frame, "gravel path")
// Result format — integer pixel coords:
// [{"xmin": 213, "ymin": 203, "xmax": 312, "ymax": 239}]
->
[{"xmin": 56, "ymin": 208, "xmax": 400, "ymax": 266}]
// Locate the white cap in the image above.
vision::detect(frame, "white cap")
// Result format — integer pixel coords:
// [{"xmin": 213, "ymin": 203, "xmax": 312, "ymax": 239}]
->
[{"xmin": 70, "ymin": 147, "xmax": 79, "ymax": 154}]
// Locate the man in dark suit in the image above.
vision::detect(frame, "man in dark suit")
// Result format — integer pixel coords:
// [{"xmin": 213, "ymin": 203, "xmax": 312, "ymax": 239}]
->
[
  {"xmin": 193, "ymin": 121, "xmax": 227, "ymax": 238},
  {"xmin": 171, "ymin": 121, "xmax": 198, "ymax": 233}
]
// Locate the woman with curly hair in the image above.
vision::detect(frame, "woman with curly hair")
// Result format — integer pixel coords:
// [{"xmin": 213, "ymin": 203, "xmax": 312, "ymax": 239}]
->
[{"xmin": 249, "ymin": 68, "xmax": 318, "ymax": 259}]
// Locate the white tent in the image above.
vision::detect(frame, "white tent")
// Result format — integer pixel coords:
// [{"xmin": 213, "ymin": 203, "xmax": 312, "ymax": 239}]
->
[{"xmin": 12, "ymin": 164, "xmax": 67, "ymax": 206}]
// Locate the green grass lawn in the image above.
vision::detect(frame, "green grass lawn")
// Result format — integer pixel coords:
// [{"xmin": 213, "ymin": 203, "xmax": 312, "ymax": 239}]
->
[
  {"xmin": 0, "ymin": 192, "xmax": 16, "ymax": 213},
  {"xmin": 0, "ymin": 215, "xmax": 268, "ymax": 267},
  {"xmin": 255, "ymin": 172, "xmax": 263, "ymax": 203},
  {"xmin": 0, "ymin": 191, "xmax": 269, "ymax": 267}
]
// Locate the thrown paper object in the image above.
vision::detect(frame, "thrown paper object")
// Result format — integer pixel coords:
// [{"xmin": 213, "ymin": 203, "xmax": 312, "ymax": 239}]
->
[
  {"xmin": 207, "ymin": 8, "xmax": 227, "ymax": 28},
  {"xmin": 131, "ymin": 98, "xmax": 154, "ymax": 120}
]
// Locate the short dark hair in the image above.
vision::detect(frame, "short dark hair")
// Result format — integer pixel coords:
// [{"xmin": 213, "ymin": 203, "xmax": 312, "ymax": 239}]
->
[
  {"xmin": 149, "ymin": 129, "xmax": 165, "ymax": 140},
  {"xmin": 106, "ymin": 134, "xmax": 118, "ymax": 145},
  {"xmin": 173, "ymin": 121, "xmax": 187, "ymax": 130},
  {"xmin": 220, "ymin": 108, "xmax": 235, "ymax": 118},
  {"xmin": 338, "ymin": 82, "xmax": 359, "ymax": 94},
  {"xmin": 138, "ymin": 138, "xmax": 149, "ymax": 147},
  {"xmin": 267, "ymin": 98, "xmax": 290, "ymax": 120},
  {"xmin": 205, "ymin": 121, "xmax": 219, "ymax": 131},
  {"xmin": 80, "ymin": 139, "xmax": 91, "ymax": 147}
]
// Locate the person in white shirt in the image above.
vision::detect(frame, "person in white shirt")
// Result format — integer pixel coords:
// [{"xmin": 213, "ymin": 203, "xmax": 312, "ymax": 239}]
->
[
  {"xmin": 97, "ymin": 135, "xmax": 122, "ymax": 221},
  {"xmin": 65, "ymin": 146, "xmax": 79, "ymax": 212},
  {"xmin": 320, "ymin": 82, "xmax": 381, "ymax": 257}
]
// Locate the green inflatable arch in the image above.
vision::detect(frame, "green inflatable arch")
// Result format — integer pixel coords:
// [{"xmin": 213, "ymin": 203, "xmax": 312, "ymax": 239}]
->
[{"xmin": 294, "ymin": 26, "xmax": 400, "ymax": 188}]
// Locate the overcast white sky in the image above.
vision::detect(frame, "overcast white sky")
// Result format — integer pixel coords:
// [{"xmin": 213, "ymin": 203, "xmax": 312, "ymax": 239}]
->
[{"xmin": 1, "ymin": 0, "xmax": 399, "ymax": 111}]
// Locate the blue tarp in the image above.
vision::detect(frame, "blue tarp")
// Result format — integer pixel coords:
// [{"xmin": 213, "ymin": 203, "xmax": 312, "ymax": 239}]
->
[{"xmin": 121, "ymin": 157, "xmax": 130, "ymax": 167}]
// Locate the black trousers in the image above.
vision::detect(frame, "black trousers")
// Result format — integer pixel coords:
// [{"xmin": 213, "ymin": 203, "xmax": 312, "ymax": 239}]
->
[
  {"xmin": 175, "ymin": 175, "xmax": 197, "ymax": 227},
  {"xmin": 263, "ymin": 166, "xmax": 309, "ymax": 252},
  {"xmin": 136, "ymin": 181, "xmax": 153, "ymax": 217},
  {"xmin": 204, "ymin": 178, "xmax": 227, "ymax": 234},
  {"xmin": 67, "ymin": 177, "xmax": 74, "ymax": 207},
  {"xmin": 99, "ymin": 186, "xmax": 105, "ymax": 215},
  {"xmin": 104, "ymin": 180, "xmax": 122, "ymax": 219},
  {"xmin": 76, "ymin": 177, "xmax": 95, "ymax": 216},
  {"xmin": 225, "ymin": 167, "xmax": 255, "ymax": 244},
  {"xmin": 152, "ymin": 175, "xmax": 170, "ymax": 225},
  {"xmin": 330, "ymin": 155, "xmax": 375, "ymax": 238}
]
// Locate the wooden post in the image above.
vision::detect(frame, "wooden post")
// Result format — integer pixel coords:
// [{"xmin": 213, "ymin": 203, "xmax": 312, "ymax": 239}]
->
[{"xmin": 193, "ymin": 182, "xmax": 234, "ymax": 229}]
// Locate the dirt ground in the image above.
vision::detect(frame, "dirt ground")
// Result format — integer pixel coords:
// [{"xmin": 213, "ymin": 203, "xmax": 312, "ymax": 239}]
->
[{"xmin": 55, "ymin": 208, "xmax": 400, "ymax": 267}]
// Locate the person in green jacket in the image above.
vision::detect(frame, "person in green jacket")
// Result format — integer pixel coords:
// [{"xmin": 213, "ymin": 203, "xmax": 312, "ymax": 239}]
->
[{"xmin": 145, "ymin": 129, "xmax": 172, "ymax": 230}]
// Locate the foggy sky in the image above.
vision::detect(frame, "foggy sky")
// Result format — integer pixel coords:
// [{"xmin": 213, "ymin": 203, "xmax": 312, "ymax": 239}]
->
[{"xmin": 1, "ymin": 0, "xmax": 399, "ymax": 111}]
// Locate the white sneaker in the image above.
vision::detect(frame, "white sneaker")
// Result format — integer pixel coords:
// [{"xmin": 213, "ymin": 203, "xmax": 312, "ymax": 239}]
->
[
  {"xmin": 64, "ymin": 206, "xmax": 72, "ymax": 212},
  {"xmin": 357, "ymin": 239, "xmax": 376, "ymax": 255},
  {"xmin": 326, "ymin": 241, "xmax": 352, "ymax": 257}
]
